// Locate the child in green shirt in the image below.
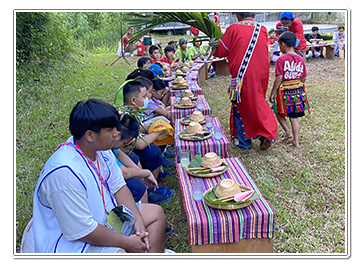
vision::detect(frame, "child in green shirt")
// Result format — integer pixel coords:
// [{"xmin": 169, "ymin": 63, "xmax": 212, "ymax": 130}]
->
[
  {"xmin": 175, "ymin": 37, "xmax": 191, "ymax": 62},
  {"xmin": 189, "ymin": 37, "xmax": 207, "ymax": 61}
]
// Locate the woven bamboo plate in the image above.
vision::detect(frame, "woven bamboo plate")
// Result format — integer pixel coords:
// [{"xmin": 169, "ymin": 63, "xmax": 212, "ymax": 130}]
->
[
  {"xmin": 178, "ymin": 130, "xmax": 212, "ymax": 141},
  {"xmin": 173, "ymin": 102, "xmax": 197, "ymax": 109},
  {"xmin": 180, "ymin": 117, "xmax": 206, "ymax": 125},
  {"xmin": 186, "ymin": 95, "xmax": 198, "ymax": 101},
  {"xmin": 185, "ymin": 161, "xmax": 229, "ymax": 178},
  {"xmin": 203, "ymin": 184, "xmax": 254, "ymax": 210},
  {"xmin": 170, "ymin": 84, "xmax": 189, "ymax": 90}
]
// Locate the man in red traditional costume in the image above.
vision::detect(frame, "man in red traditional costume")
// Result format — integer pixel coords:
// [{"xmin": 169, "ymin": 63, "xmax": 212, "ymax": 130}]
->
[
  {"xmin": 122, "ymin": 27, "xmax": 138, "ymax": 56},
  {"xmin": 213, "ymin": 12, "xmax": 278, "ymax": 150}
]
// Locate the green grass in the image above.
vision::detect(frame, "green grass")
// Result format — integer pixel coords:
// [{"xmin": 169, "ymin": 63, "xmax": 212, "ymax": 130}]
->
[{"xmin": 15, "ymin": 44, "xmax": 346, "ymax": 254}]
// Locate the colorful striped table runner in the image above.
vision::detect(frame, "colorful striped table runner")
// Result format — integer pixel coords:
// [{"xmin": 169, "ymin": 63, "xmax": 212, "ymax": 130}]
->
[
  {"xmin": 170, "ymin": 95, "xmax": 212, "ymax": 124},
  {"xmin": 174, "ymin": 117, "xmax": 230, "ymax": 163},
  {"xmin": 176, "ymin": 157, "xmax": 275, "ymax": 245},
  {"xmin": 190, "ymin": 64, "xmax": 204, "ymax": 80},
  {"xmin": 169, "ymin": 82, "xmax": 203, "ymax": 97}
]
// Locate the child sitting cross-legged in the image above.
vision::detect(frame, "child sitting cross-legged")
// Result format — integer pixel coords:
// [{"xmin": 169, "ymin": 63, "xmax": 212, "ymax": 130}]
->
[
  {"xmin": 123, "ymin": 80, "xmax": 175, "ymax": 169},
  {"xmin": 112, "ymin": 114, "xmax": 174, "ymax": 205}
]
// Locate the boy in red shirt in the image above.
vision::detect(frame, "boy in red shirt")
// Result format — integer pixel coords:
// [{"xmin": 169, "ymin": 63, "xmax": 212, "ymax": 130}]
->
[
  {"xmin": 275, "ymin": 12, "xmax": 306, "ymax": 57},
  {"xmin": 159, "ymin": 46, "xmax": 181, "ymax": 71},
  {"xmin": 148, "ymin": 45, "xmax": 161, "ymax": 64},
  {"xmin": 269, "ymin": 31, "xmax": 310, "ymax": 149},
  {"xmin": 268, "ymin": 28, "xmax": 279, "ymax": 64}
]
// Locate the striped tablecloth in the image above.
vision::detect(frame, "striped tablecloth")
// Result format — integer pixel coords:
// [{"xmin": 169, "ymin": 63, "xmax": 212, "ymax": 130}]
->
[
  {"xmin": 170, "ymin": 95, "xmax": 212, "ymax": 124},
  {"xmin": 169, "ymin": 82, "xmax": 203, "ymax": 97},
  {"xmin": 190, "ymin": 63, "xmax": 204, "ymax": 79},
  {"xmin": 176, "ymin": 157, "xmax": 275, "ymax": 245},
  {"xmin": 174, "ymin": 117, "xmax": 230, "ymax": 163}
]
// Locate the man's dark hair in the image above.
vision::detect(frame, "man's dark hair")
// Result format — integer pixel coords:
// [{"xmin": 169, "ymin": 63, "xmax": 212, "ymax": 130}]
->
[
  {"xmin": 338, "ymin": 26, "xmax": 345, "ymax": 31},
  {"xmin": 148, "ymin": 45, "xmax": 160, "ymax": 55},
  {"xmin": 164, "ymin": 46, "xmax": 175, "ymax": 53},
  {"xmin": 126, "ymin": 68, "xmax": 154, "ymax": 81},
  {"xmin": 278, "ymin": 31, "xmax": 296, "ymax": 48},
  {"xmin": 117, "ymin": 114, "xmax": 139, "ymax": 141},
  {"xmin": 152, "ymin": 78, "xmax": 166, "ymax": 91},
  {"xmin": 123, "ymin": 80, "xmax": 145, "ymax": 104},
  {"xmin": 134, "ymin": 76, "xmax": 153, "ymax": 90},
  {"xmin": 311, "ymin": 26, "xmax": 319, "ymax": 32},
  {"xmin": 235, "ymin": 12, "xmax": 255, "ymax": 20},
  {"xmin": 137, "ymin": 57, "xmax": 151, "ymax": 68},
  {"xmin": 69, "ymin": 99, "xmax": 120, "ymax": 139}
]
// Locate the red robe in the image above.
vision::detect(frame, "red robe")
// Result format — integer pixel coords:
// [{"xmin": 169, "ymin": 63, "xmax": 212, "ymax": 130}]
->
[{"xmin": 213, "ymin": 20, "xmax": 278, "ymax": 141}]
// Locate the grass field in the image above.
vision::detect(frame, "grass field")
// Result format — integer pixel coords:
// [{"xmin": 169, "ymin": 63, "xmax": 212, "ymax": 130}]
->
[{"xmin": 15, "ymin": 41, "xmax": 346, "ymax": 253}]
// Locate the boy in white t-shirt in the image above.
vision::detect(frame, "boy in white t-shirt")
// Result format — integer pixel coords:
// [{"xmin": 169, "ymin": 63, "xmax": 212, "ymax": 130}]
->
[{"xmin": 24, "ymin": 99, "xmax": 166, "ymax": 253}]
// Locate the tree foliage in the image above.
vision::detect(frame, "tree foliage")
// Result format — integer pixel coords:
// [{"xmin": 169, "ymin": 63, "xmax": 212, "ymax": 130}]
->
[{"xmin": 16, "ymin": 12, "xmax": 130, "ymax": 67}]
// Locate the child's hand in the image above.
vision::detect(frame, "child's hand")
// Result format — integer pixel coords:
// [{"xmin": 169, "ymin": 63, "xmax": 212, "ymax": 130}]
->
[
  {"xmin": 133, "ymin": 220, "xmax": 150, "ymax": 251},
  {"xmin": 143, "ymin": 171, "xmax": 158, "ymax": 189},
  {"xmin": 125, "ymin": 234, "xmax": 148, "ymax": 253},
  {"xmin": 269, "ymin": 94, "xmax": 274, "ymax": 104}
]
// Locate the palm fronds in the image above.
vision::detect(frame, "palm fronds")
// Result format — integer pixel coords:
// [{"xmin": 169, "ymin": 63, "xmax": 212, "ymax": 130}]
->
[{"xmin": 126, "ymin": 12, "xmax": 223, "ymax": 45}]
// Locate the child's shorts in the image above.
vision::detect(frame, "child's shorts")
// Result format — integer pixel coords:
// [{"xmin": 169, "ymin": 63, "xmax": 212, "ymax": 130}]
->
[
  {"xmin": 126, "ymin": 177, "xmax": 147, "ymax": 202},
  {"xmin": 133, "ymin": 143, "xmax": 164, "ymax": 172}
]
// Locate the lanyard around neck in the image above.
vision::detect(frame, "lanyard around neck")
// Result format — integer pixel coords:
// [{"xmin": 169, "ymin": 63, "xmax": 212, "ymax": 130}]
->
[{"xmin": 55, "ymin": 140, "xmax": 109, "ymax": 214}]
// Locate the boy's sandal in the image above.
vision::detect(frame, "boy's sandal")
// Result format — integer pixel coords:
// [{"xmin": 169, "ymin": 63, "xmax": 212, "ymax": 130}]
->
[{"xmin": 148, "ymin": 191, "xmax": 172, "ymax": 205}]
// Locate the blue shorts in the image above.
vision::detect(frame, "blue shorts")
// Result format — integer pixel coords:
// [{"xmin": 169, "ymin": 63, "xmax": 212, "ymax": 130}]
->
[
  {"xmin": 126, "ymin": 177, "xmax": 147, "ymax": 202},
  {"xmin": 126, "ymin": 151, "xmax": 140, "ymax": 165},
  {"xmin": 133, "ymin": 143, "xmax": 164, "ymax": 172}
]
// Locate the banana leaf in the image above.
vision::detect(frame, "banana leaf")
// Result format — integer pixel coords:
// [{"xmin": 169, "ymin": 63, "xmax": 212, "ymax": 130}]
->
[
  {"xmin": 204, "ymin": 183, "xmax": 260, "ymax": 206},
  {"xmin": 126, "ymin": 12, "xmax": 223, "ymax": 45},
  {"xmin": 117, "ymin": 105, "xmax": 151, "ymax": 150}
]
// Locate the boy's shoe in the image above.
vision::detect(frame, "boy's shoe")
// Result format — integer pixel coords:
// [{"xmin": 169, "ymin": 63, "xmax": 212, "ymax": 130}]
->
[
  {"xmin": 163, "ymin": 149, "xmax": 176, "ymax": 158},
  {"xmin": 147, "ymin": 185, "xmax": 174, "ymax": 205},
  {"xmin": 260, "ymin": 136, "xmax": 272, "ymax": 150},
  {"xmin": 164, "ymin": 249, "xmax": 176, "ymax": 253},
  {"xmin": 162, "ymin": 157, "xmax": 175, "ymax": 168},
  {"xmin": 158, "ymin": 170, "xmax": 173, "ymax": 179},
  {"xmin": 306, "ymin": 51, "xmax": 313, "ymax": 59},
  {"xmin": 148, "ymin": 185, "xmax": 175, "ymax": 197},
  {"xmin": 165, "ymin": 227, "xmax": 174, "ymax": 237},
  {"xmin": 208, "ymin": 71, "xmax": 216, "ymax": 78},
  {"xmin": 148, "ymin": 191, "xmax": 172, "ymax": 205},
  {"xmin": 319, "ymin": 54, "xmax": 325, "ymax": 59}
]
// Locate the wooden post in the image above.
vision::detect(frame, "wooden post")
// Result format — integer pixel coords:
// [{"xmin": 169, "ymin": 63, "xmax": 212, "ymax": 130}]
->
[
  {"xmin": 325, "ymin": 44, "xmax": 335, "ymax": 59},
  {"xmin": 339, "ymin": 48, "xmax": 344, "ymax": 59}
]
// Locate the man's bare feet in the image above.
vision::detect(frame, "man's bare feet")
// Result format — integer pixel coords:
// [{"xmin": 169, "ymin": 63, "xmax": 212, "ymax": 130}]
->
[
  {"xmin": 292, "ymin": 140, "xmax": 300, "ymax": 149},
  {"xmin": 281, "ymin": 134, "xmax": 293, "ymax": 142}
]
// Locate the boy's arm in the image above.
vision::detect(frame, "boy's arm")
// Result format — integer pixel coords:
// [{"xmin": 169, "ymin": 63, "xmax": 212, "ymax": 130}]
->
[
  {"xmin": 81, "ymin": 222, "xmax": 147, "ymax": 253},
  {"xmin": 269, "ymin": 75, "xmax": 283, "ymax": 103},
  {"xmin": 113, "ymin": 186, "xmax": 150, "ymax": 251},
  {"xmin": 134, "ymin": 131, "xmax": 162, "ymax": 150},
  {"xmin": 152, "ymin": 107, "xmax": 171, "ymax": 120}
]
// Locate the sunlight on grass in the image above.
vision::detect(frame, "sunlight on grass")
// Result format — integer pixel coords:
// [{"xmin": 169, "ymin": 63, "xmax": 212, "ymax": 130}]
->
[{"xmin": 15, "ymin": 47, "xmax": 346, "ymax": 253}]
